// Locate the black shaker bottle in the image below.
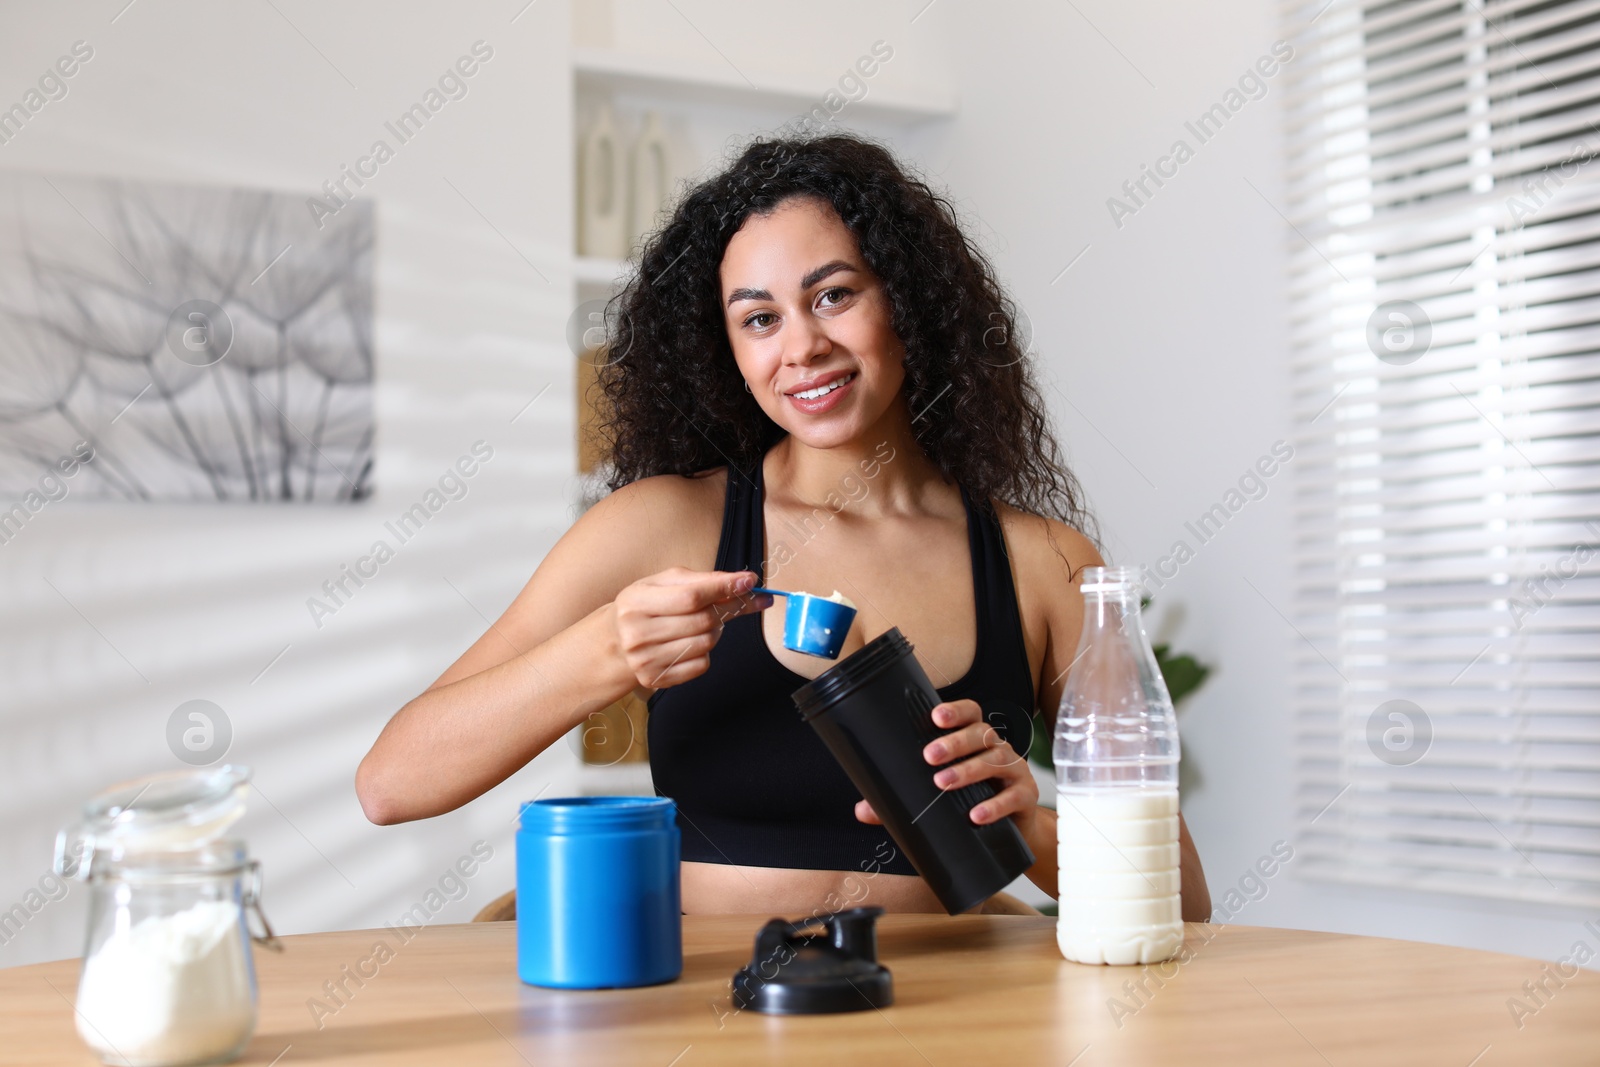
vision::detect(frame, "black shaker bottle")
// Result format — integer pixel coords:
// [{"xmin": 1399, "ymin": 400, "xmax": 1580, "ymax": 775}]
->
[{"xmin": 791, "ymin": 627, "xmax": 1036, "ymax": 914}]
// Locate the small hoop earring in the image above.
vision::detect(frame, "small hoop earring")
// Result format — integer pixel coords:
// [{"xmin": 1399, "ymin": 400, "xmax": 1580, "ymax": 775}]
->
[{"xmin": 743, "ymin": 380, "xmax": 751, "ymax": 393}]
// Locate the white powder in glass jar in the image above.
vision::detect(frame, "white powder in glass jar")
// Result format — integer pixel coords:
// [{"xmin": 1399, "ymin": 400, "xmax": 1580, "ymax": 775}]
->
[{"xmin": 75, "ymin": 899, "xmax": 255, "ymax": 1066}]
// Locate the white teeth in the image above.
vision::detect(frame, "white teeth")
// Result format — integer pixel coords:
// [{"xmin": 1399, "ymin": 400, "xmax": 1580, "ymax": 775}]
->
[{"xmin": 793, "ymin": 373, "xmax": 854, "ymax": 401}]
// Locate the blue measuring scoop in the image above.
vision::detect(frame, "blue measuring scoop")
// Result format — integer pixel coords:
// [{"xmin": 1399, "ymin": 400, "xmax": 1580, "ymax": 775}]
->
[{"xmin": 751, "ymin": 587, "xmax": 858, "ymax": 659}]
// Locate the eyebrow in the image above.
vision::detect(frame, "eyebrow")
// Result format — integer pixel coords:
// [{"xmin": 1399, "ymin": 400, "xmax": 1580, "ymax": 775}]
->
[{"xmin": 725, "ymin": 260, "xmax": 858, "ymax": 307}]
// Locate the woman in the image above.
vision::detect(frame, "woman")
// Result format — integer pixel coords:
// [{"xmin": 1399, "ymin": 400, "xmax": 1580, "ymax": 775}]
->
[{"xmin": 356, "ymin": 134, "xmax": 1210, "ymax": 919}]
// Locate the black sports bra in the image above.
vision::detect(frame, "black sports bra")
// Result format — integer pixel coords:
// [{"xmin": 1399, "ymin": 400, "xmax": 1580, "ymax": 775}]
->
[{"xmin": 647, "ymin": 450, "xmax": 1037, "ymax": 876}]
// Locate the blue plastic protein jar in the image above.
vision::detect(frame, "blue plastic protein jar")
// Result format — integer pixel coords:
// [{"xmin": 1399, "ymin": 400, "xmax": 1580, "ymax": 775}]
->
[{"xmin": 515, "ymin": 796, "xmax": 682, "ymax": 989}]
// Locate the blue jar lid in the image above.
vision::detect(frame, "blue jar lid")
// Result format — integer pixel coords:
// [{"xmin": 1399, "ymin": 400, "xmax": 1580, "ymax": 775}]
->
[{"xmin": 518, "ymin": 795, "xmax": 676, "ymax": 834}]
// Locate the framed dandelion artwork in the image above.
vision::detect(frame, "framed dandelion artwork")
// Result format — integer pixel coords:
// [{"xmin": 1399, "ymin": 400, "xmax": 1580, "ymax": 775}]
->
[{"xmin": 0, "ymin": 173, "xmax": 374, "ymax": 502}]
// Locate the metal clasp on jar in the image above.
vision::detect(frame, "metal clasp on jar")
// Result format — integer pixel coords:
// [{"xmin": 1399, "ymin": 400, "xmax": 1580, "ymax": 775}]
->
[
  {"xmin": 244, "ymin": 858, "xmax": 283, "ymax": 952},
  {"xmin": 52, "ymin": 827, "xmax": 93, "ymax": 880}
]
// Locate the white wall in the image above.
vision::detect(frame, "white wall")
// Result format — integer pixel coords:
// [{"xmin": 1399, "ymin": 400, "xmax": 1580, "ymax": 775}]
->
[
  {"xmin": 0, "ymin": 0, "xmax": 581, "ymax": 966},
  {"xmin": 912, "ymin": 0, "xmax": 1597, "ymax": 965}
]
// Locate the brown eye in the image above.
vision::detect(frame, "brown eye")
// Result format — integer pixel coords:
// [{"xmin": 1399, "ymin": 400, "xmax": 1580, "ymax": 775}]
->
[{"xmin": 744, "ymin": 311, "xmax": 776, "ymax": 330}]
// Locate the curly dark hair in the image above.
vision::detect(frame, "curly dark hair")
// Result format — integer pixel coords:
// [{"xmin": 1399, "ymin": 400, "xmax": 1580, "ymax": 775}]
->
[{"xmin": 594, "ymin": 131, "xmax": 1095, "ymax": 540}]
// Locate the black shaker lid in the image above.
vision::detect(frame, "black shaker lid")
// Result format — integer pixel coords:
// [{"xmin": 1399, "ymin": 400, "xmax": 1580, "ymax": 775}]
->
[
  {"xmin": 731, "ymin": 906, "xmax": 893, "ymax": 1014},
  {"xmin": 791, "ymin": 627, "xmax": 913, "ymax": 721}
]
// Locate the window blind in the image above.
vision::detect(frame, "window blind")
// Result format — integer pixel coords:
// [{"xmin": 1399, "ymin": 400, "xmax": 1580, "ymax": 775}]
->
[{"xmin": 1281, "ymin": 0, "xmax": 1600, "ymax": 907}]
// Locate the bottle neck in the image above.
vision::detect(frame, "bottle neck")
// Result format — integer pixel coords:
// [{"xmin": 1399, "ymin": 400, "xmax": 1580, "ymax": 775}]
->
[{"xmin": 1080, "ymin": 587, "xmax": 1143, "ymax": 630}]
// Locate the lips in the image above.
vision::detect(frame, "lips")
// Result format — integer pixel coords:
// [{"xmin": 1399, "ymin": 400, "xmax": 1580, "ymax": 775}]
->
[
  {"xmin": 785, "ymin": 370, "xmax": 856, "ymax": 399},
  {"xmin": 784, "ymin": 371, "xmax": 857, "ymax": 414}
]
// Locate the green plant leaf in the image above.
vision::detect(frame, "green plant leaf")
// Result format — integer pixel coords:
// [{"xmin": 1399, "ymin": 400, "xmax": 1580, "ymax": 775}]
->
[
  {"xmin": 1028, "ymin": 710, "xmax": 1052, "ymax": 769},
  {"xmin": 1154, "ymin": 643, "xmax": 1211, "ymax": 708}
]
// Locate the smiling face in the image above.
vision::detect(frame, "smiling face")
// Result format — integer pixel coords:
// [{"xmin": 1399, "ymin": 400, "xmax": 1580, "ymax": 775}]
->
[{"xmin": 719, "ymin": 195, "xmax": 907, "ymax": 449}]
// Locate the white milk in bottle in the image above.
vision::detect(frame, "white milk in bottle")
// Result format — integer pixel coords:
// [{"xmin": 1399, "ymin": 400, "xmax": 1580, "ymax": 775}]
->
[{"xmin": 1053, "ymin": 566, "xmax": 1184, "ymax": 965}]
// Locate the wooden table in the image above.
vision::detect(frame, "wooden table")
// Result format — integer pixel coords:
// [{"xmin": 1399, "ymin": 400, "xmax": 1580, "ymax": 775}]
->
[{"xmin": 5, "ymin": 916, "xmax": 1598, "ymax": 1065}]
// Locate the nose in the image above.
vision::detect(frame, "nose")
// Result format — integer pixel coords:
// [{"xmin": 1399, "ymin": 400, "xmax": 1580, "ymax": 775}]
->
[{"xmin": 782, "ymin": 311, "xmax": 832, "ymax": 367}]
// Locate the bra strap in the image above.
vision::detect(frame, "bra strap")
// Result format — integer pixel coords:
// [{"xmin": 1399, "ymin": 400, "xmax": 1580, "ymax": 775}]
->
[
  {"xmin": 714, "ymin": 460, "xmax": 764, "ymax": 576},
  {"xmin": 960, "ymin": 487, "xmax": 1034, "ymax": 697}
]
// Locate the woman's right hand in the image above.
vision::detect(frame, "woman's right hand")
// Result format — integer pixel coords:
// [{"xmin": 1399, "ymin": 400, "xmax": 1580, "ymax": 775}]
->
[{"xmin": 612, "ymin": 567, "xmax": 771, "ymax": 689}]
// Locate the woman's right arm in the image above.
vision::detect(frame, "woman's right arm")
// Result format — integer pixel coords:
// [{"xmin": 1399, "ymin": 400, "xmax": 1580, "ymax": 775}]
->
[{"xmin": 354, "ymin": 476, "xmax": 762, "ymax": 825}]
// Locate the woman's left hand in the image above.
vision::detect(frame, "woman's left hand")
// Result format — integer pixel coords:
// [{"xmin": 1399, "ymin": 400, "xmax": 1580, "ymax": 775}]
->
[{"xmin": 854, "ymin": 698, "xmax": 1040, "ymax": 829}]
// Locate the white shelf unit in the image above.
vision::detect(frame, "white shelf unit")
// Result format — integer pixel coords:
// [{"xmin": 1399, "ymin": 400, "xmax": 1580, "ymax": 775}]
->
[
  {"xmin": 567, "ymin": 43, "xmax": 957, "ymax": 284},
  {"xmin": 575, "ymin": 760, "xmax": 656, "ymax": 797},
  {"xmin": 572, "ymin": 46, "xmax": 957, "ymax": 122},
  {"xmin": 572, "ymin": 254, "xmax": 633, "ymax": 287}
]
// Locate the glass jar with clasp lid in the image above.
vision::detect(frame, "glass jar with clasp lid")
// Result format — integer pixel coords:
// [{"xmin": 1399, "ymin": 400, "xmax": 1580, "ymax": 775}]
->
[{"xmin": 54, "ymin": 765, "xmax": 281, "ymax": 1067}]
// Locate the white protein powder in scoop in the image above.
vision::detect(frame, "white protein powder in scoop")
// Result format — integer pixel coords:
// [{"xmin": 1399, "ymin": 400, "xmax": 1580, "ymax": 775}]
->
[
  {"xmin": 820, "ymin": 590, "xmax": 856, "ymax": 608},
  {"xmin": 76, "ymin": 898, "xmax": 256, "ymax": 1065}
]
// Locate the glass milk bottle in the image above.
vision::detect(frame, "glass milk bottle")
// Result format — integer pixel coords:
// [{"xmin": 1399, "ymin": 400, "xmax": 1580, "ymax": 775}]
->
[{"xmin": 1053, "ymin": 566, "xmax": 1184, "ymax": 965}]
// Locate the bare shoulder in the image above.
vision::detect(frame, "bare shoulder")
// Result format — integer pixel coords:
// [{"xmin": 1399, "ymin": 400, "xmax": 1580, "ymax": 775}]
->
[
  {"xmin": 584, "ymin": 467, "xmax": 727, "ymax": 528},
  {"xmin": 994, "ymin": 503, "xmax": 1105, "ymax": 707},
  {"xmin": 574, "ymin": 467, "xmax": 728, "ymax": 575},
  {"xmin": 994, "ymin": 502, "xmax": 1103, "ymax": 590}
]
